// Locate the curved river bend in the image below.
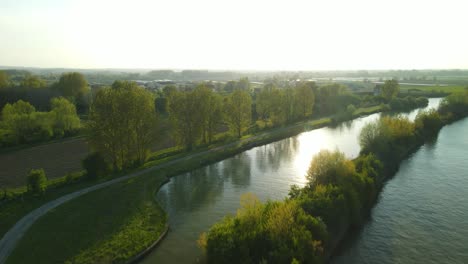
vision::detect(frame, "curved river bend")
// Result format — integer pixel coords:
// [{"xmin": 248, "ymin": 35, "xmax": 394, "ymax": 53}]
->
[{"xmin": 142, "ymin": 98, "xmax": 443, "ymax": 264}]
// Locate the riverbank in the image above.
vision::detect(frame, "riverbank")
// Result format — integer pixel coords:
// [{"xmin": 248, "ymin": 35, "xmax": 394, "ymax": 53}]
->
[
  {"xmin": 1, "ymin": 104, "xmax": 388, "ymax": 264},
  {"xmin": 200, "ymin": 93, "xmax": 468, "ymax": 263},
  {"xmin": 333, "ymin": 117, "xmax": 468, "ymax": 263}
]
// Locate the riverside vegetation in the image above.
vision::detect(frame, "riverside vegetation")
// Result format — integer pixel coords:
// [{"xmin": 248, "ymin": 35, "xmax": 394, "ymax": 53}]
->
[
  {"xmin": 0, "ymin": 75, "xmax": 446, "ymax": 263},
  {"xmin": 198, "ymin": 90, "xmax": 468, "ymax": 264}
]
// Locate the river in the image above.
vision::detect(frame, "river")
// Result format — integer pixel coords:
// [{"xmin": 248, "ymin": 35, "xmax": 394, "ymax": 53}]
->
[
  {"xmin": 333, "ymin": 114, "xmax": 468, "ymax": 263},
  {"xmin": 141, "ymin": 98, "xmax": 443, "ymax": 264}
]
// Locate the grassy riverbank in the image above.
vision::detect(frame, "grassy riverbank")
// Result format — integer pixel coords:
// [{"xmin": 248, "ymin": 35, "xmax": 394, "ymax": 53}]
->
[{"xmin": 2, "ymin": 105, "xmax": 387, "ymax": 264}]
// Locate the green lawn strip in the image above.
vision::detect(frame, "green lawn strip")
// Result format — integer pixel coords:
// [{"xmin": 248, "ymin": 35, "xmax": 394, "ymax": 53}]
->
[
  {"xmin": 6, "ymin": 172, "xmax": 167, "ymax": 264},
  {"xmin": 399, "ymin": 85, "xmax": 465, "ymax": 94},
  {"xmin": 353, "ymin": 105, "xmax": 383, "ymax": 116}
]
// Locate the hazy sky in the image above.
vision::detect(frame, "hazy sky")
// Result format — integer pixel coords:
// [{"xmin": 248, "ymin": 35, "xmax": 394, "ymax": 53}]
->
[{"xmin": 1, "ymin": 0, "xmax": 467, "ymax": 70}]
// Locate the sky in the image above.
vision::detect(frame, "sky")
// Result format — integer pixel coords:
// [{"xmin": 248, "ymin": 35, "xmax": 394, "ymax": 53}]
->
[{"xmin": 1, "ymin": 0, "xmax": 467, "ymax": 71}]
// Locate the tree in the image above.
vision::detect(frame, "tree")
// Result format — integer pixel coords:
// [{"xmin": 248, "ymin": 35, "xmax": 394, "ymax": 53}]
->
[
  {"xmin": 194, "ymin": 84, "xmax": 224, "ymax": 144},
  {"xmin": 306, "ymin": 150, "xmax": 355, "ymax": 187},
  {"xmin": 295, "ymin": 82, "xmax": 316, "ymax": 118},
  {"xmin": 50, "ymin": 97, "xmax": 81, "ymax": 137},
  {"xmin": 54, "ymin": 72, "xmax": 90, "ymax": 112},
  {"xmin": 2, "ymin": 100, "xmax": 37, "ymax": 143},
  {"xmin": 225, "ymin": 89, "xmax": 252, "ymax": 137},
  {"xmin": 87, "ymin": 81, "xmax": 158, "ymax": 169},
  {"xmin": 200, "ymin": 194, "xmax": 327, "ymax": 264},
  {"xmin": 0, "ymin": 71, "xmax": 10, "ymax": 89},
  {"xmin": 162, "ymin": 84, "xmax": 177, "ymax": 97},
  {"xmin": 381, "ymin": 79, "xmax": 400, "ymax": 101},
  {"xmin": 235, "ymin": 77, "xmax": 250, "ymax": 91},
  {"xmin": 20, "ymin": 75, "xmax": 47, "ymax": 89},
  {"xmin": 55, "ymin": 72, "xmax": 89, "ymax": 98},
  {"xmin": 167, "ymin": 90, "xmax": 202, "ymax": 150},
  {"xmin": 27, "ymin": 169, "xmax": 47, "ymax": 195},
  {"xmin": 82, "ymin": 152, "xmax": 109, "ymax": 179}
]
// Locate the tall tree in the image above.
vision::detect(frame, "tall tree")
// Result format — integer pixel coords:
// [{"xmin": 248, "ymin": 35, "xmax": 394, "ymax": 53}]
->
[
  {"xmin": 295, "ymin": 82, "xmax": 315, "ymax": 118},
  {"xmin": 50, "ymin": 97, "xmax": 81, "ymax": 137},
  {"xmin": 54, "ymin": 72, "xmax": 90, "ymax": 112},
  {"xmin": 225, "ymin": 89, "xmax": 252, "ymax": 137},
  {"xmin": 167, "ymin": 89, "xmax": 202, "ymax": 150},
  {"xmin": 55, "ymin": 72, "xmax": 89, "ymax": 98},
  {"xmin": 0, "ymin": 71, "xmax": 10, "ymax": 89},
  {"xmin": 20, "ymin": 75, "xmax": 47, "ymax": 89},
  {"xmin": 381, "ymin": 79, "xmax": 400, "ymax": 101},
  {"xmin": 87, "ymin": 81, "xmax": 158, "ymax": 169}
]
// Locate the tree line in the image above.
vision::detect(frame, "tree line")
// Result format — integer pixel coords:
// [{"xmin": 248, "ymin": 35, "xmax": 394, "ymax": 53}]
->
[
  {"xmin": 0, "ymin": 71, "xmax": 90, "ymax": 113},
  {"xmin": 71, "ymin": 78, "xmax": 404, "ymax": 173},
  {"xmin": 0, "ymin": 97, "xmax": 81, "ymax": 147}
]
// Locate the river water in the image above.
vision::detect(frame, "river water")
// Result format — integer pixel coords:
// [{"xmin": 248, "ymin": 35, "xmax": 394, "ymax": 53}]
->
[
  {"xmin": 141, "ymin": 98, "xmax": 444, "ymax": 264},
  {"xmin": 333, "ymin": 114, "xmax": 468, "ymax": 263}
]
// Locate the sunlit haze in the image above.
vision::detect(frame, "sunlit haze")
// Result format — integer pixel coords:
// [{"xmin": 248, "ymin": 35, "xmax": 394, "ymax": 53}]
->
[{"xmin": 1, "ymin": 0, "xmax": 467, "ymax": 70}]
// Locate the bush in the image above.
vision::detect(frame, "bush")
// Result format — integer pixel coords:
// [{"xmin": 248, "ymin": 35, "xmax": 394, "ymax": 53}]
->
[
  {"xmin": 27, "ymin": 169, "xmax": 47, "ymax": 195},
  {"xmin": 82, "ymin": 152, "xmax": 109, "ymax": 179},
  {"xmin": 415, "ymin": 109, "xmax": 443, "ymax": 136},
  {"xmin": 359, "ymin": 116, "xmax": 415, "ymax": 158},
  {"xmin": 305, "ymin": 150, "xmax": 355, "ymax": 187},
  {"xmin": 200, "ymin": 193, "xmax": 327, "ymax": 264},
  {"xmin": 389, "ymin": 96, "xmax": 427, "ymax": 111},
  {"xmin": 439, "ymin": 91, "xmax": 468, "ymax": 118}
]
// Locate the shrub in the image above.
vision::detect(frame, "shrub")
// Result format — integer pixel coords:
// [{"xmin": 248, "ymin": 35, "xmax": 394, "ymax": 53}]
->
[
  {"xmin": 200, "ymin": 193, "xmax": 327, "ymax": 264},
  {"xmin": 82, "ymin": 152, "xmax": 109, "ymax": 179},
  {"xmin": 305, "ymin": 150, "xmax": 355, "ymax": 188},
  {"xmin": 415, "ymin": 109, "xmax": 443, "ymax": 136},
  {"xmin": 27, "ymin": 169, "xmax": 47, "ymax": 195}
]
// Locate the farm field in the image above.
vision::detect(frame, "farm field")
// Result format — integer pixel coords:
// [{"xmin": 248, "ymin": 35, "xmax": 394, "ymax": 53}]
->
[{"xmin": 0, "ymin": 138, "xmax": 89, "ymax": 189}]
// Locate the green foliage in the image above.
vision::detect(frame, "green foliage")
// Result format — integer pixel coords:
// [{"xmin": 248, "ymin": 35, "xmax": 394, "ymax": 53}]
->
[
  {"xmin": 359, "ymin": 116, "xmax": 415, "ymax": 160},
  {"xmin": 55, "ymin": 72, "xmax": 89, "ymax": 98},
  {"xmin": 54, "ymin": 72, "xmax": 89, "ymax": 112},
  {"xmin": 0, "ymin": 70, "xmax": 10, "ymax": 89},
  {"xmin": 346, "ymin": 104, "xmax": 357, "ymax": 114},
  {"xmin": 0, "ymin": 98, "xmax": 80, "ymax": 147},
  {"xmin": 20, "ymin": 75, "xmax": 47, "ymax": 89},
  {"xmin": 1, "ymin": 100, "xmax": 52, "ymax": 144},
  {"xmin": 296, "ymin": 82, "xmax": 316, "ymax": 118},
  {"xmin": 82, "ymin": 152, "xmax": 109, "ymax": 179},
  {"xmin": 88, "ymin": 81, "xmax": 158, "ymax": 170},
  {"xmin": 438, "ymin": 90, "xmax": 468, "ymax": 118},
  {"xmin": 381, "ymin": 79, "xmax": 400, "ymax": 101},
  {"xmin": 354, "ymin": 153, "xmax": 384, "ymax": 185},
  {"xmin": 415, "ymin": 109, "xmax": 443, "ymax": 136},
  {"xmin": 200, "ymin": 193, "xmax": 327, "ymax": 264},
  {"xmin": 305, "ymin": 150, "xmax": 355, "ymax": 187},
  {"xmin": 225, "ymin": 89, "xmax": 252, "ymax": 137},
  {"xmin": 389, "ymin": 96, "xmax": 428, "ymax": 111},
  {"xmin": 27, "ymin": 169, "xmax": 47, "ymax": 195},
  {"xmin": 50, "ymin": 97, "xmax": 81, "ymax": 137},
  {"xmin": 167, "ymin": 88, "xmax": 203, "ymax": 150}
]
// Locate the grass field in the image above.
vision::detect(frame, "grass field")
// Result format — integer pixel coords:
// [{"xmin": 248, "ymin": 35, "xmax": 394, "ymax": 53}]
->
[
  {"xmin": 399, "ymin": 84, "xmax": 466, "ymax": 95},
  {"xmin": 353, "ymin": 105, "xmax": 383, "ymax": 116},
  {"xmin": 6, "ymin": 171, "xmax": 167, "ymax": 264}
]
